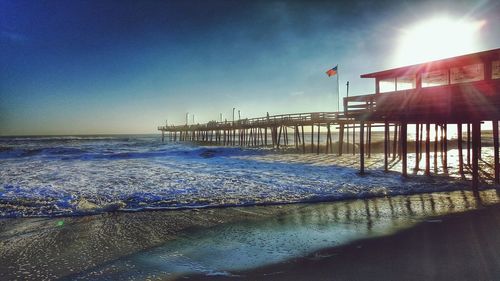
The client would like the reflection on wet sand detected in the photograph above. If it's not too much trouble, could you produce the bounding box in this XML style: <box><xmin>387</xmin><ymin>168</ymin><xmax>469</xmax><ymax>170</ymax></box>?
<box><xmin>59</xmin><ymin>189</ymin><xmax>500</xmax><ymax>280</ymax></box>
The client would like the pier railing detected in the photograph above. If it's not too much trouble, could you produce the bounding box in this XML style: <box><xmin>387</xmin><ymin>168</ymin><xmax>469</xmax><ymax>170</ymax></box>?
<box><xmin>343</xmin><ymin>94</ymin><xmax>376</xmax><ymax>118</ymax></box>
<box><xmin>158</xmin><ymin>111</ymin><xmax>346</xmax><ymax>131</ymax></box>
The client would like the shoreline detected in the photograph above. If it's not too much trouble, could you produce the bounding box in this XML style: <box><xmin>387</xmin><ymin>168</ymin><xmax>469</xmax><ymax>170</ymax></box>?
<box><xmin>2</xmin><ymin>189</ymin><xmax>500</xmax><ymax>280</ymax></box>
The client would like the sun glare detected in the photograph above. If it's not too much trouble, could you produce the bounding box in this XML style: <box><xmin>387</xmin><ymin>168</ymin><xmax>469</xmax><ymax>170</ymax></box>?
<box><xmin>394</xmin><ymin>16</ymin><xmax>485</xmax><ymax>66</ymax></box>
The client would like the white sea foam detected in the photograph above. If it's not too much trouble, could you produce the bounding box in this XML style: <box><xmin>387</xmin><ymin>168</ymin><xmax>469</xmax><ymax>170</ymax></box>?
<box><xmin>0</xmin><ymin>135</ymin><xmax>487</xmax><ymax>217</ymax></box>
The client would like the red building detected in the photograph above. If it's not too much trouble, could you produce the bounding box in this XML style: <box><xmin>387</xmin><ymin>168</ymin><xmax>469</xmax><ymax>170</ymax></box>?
<box><xmin>345</xmin><ymin>48</ymin><xmax>500</xmax><ymax>122</ymax></box>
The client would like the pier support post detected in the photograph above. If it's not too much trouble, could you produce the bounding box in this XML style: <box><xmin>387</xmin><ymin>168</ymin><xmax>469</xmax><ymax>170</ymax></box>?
<box><xmin>271</xmin><ymin>127</ymin><xmax>278</xmax><ymax>147</ymax></box>
<box><xmin>353</xmin><ymin>123</ymin><xmax>356</xmax><ymax>155</ymax></box>
<box><xmin>249</xmin><ymin>128</ymin><xmax>252</xmax><ymax>146</ymax></box>
<box><xmin>458</xmin><ymin>123</ymin><xmax>464</xmax><ymax>175</ymax></box>
<box><xmin>277</xmin><ymin>126</ymin><xmax>282</xmax><ymax>149</ymax></box>
<box><xmin>329</xmin><ymin>124</ymin><xmax>333</xmax><ymax>153</ymax></box>
<box><xmin>294</xmin><ymin>126</ymin><xmax>299</xmax><ymax>150</ymax></box>
<box><xmin>467</xmin><ymin>123</ymin><xmax>471</xmax><ymax>166</ymax></box>
<box><xmin>295</xmin><ymin>125</ymin><xmax>303</xmax><ymax>144</ymax></box>
<box><xmin>425</xmin><ymin>123</ymin><xmax>430</xmax><ymax>176</ymax></box>
<box><xmin>301</xmin><ymin>125</ymin><xmax>306</xmax><ymax>153</ymax></box>
<box><xmin>326</xmin><ymin>124</ymin><xmax>331</xmax><ymax>154</ymax></box>
<box><xmin>415</xmin><ymin>123</ymin><xmax>420</xmax><ymax>171</ymax></box>
<box><xmin>360</xmin><ymin>122</ymin><xmax>365</xmax><ymax>174</ymax></box>
<box><xmin>277</xmin><ymin>126</ymin><xmax>283</xmax><ymax>148</ymax></box>
<box><xmin>261</xmin><ymin>128</ymin><xmax>265</xmax><ymax>146</ymax></box>
<box><xmin>316</xmin><ymin>124</ymin><xmax>320</xmax><ymax>155</ymax></box>
<box><xmin>434</xmin><ymin>124</ymin><xmax>438</xmax><ymax>173</ymax></box>
<box><xmin>493</xmin><ymin>120</ymin><xmax>499</xmax><ymax>184</ymax></box>
<box><xmin>161</xmin><ymin>131</ymin><xmax>164</xmax><ymax>143</ymax></box>
<box><xmin>472</xmin><ymin>120</ymin><xmax>481</xmax><ymax>194</ymax></box>
<box><xmin>420</xmin><ymin>124</ymin><xmax>424</xmax><ymax>160</ymax></box>
<box><xmin>338</xmin><ymin>124</ymin><xmax>344</xmax><ymax>156</ymax></box>
<box><xmin>384</xmin><ymin>122</ymin><xmax>389</xmax><ymax>172</ymax></box>
<box><xmin>479</xmin><ymin>123</ymin><xmax>482</xmax><ymax>160</ymax></box>
<box><xmin>250</xmin><ymin>128</ymin><xmax>254</xmax><ymax>147</ymax></box>
<box><xmin>443</xmin><ymin>124</ymin><xmax>448</xmax><ymax>171</ymax></box>
<box><xmin>398</xmin><ymin>124</ymin><xmax>402</xmax><ymax>159</ymax></box>
<box><xmin>347</xmin><ymin>123</ymin><xmax>350</xmax><ymax>154</ymax></box>
<box><xmin>367</xmin><ymin>124</ymin><xmax>372</xmax><ymax>158</ymax></box>
<box><xmin>401</xmin><ymin>122</ymin><xmax>408</xmax><ymax>177</ymax></box>
<box><xmin>311</xmin><ymin>125</ymin><xmax>314</xmax><ymax>153</ymax></box>
<box><xmin>255</xmin><ymin>128</ymin><xmax>258</xmax><ymax>146</ymax></box>
<box><xmin>392</xmin><ymin>124</ymin><xmax>398</xmax><ymax>160</ymax></box>
<box><xmin>284</xmin><ymin>127</ymin><xmax>288</xmax><ymax>147</ymax></box>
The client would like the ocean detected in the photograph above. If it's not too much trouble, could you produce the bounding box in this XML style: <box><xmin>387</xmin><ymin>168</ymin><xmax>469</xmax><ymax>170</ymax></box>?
<box><xmin>0</xmin><ymin>134</ymin><xmax>473</xmax><ymax>217</ymax></box>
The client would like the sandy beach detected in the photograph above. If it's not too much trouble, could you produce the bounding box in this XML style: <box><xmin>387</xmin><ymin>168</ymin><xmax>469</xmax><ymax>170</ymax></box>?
<box><xmin>2</xmin><ymin>189</ymin><xmax>500</xmax><ymax>280</ymax></box>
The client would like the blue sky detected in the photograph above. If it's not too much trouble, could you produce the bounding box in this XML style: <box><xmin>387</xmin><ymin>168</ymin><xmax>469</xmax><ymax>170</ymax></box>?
<box><xmin>1</xmin><ymin>0</ymin><xmax>499</xmax><ymax>135</ymax></box>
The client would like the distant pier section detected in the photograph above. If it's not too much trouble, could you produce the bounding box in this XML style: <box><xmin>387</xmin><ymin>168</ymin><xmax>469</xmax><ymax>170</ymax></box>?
<box><xmin>159</xmin><ymin>48</ymin><xmax>500</xmax><ymax>192</ymax></box>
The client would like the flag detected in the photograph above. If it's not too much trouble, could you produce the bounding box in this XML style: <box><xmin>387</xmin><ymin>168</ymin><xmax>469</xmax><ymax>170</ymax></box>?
<box><xmin>326</xmin><ymin>65</ymin><xmax>338</xmax><ymax>77</ymax></box>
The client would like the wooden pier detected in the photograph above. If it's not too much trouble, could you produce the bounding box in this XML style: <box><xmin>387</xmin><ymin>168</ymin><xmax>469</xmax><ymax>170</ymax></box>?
<box><xmin>159</xmin><ymin>48</ymin><xmax>500</xmax><ymax>192</ymax></box>
<box><xmin>159</xmin><ymin>112</ymin><xmax>358</xmax><ymax>154</ymax></box>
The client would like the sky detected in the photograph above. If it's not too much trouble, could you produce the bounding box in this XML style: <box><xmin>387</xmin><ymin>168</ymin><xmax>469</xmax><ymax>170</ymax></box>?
<box><xmin>1</xmin><ymin>0</ymin><xmax>499</xmax><ymax>135</ymax></box>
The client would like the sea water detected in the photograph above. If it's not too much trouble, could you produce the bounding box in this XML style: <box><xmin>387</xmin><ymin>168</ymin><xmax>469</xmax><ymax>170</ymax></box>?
<box><xmin>0</xmin><ymin>135</ymin><xmax>473</xmax><ymax>217</ymax></box>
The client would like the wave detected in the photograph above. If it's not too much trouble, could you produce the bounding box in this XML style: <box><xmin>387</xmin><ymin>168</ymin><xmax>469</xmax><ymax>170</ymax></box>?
<box><xmin>0</xmin><ymin>147</ymin><xmax>89</xmax><ymax>159</ymax></box>
<box><xmin>0</xmin><ymin>144</ymin><xmax>265</xmax><ymax>160</ymax></box>
<box><xmin>0</xmin><ymin>136</ymin><xmax>136</xmax><ymax>142</ymax></box>
<box><xmin>0</xmin><ymin>172</ymin><xmax>473</xmax><ymax>218</ymax></box>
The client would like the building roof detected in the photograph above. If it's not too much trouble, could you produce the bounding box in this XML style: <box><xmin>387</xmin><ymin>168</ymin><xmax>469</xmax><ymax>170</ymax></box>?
<box><xmin>360</xmin><ymin>48</ymin><xmax>500</xmax><ymax>79</ymax></box>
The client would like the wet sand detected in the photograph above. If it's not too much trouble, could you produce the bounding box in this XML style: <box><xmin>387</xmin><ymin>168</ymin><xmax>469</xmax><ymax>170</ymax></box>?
<box><xmin>2</xmin><ymin>189</ymin><xmax>500</xmax><ymax>280</ymax></box>
<box><xmin>187</xmin><ymin>202</ymin><xmax>500</xmax><ymax>281</ymax></box>
<box><xmin>0</xmin><ymin>205</ymin><xmax>293</xmax><ymax>280</ymax></box>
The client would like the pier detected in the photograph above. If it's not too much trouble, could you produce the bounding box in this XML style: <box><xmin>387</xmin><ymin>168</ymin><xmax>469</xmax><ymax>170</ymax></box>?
<box><xmin>159</xmin><ymin>48</ymin><xmax>500</xmax><ymax>192</ymax></box>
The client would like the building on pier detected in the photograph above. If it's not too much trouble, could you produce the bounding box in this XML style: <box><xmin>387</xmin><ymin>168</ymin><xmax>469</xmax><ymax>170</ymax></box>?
<box><xmin>345</xmin><ymin>48</ymin><xmax>500</xmax><ymax>122</ymax></box>
<box><xmin>345</xmin><ymin>48</ymin><xmax>500</xmax><ymax>191</ymax></box>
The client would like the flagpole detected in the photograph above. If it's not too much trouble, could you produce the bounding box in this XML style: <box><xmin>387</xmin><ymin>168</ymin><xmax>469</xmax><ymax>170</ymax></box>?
<box><xmin>337</xmin><ymin>65</ymin><xmax>340</xmax><ymax>112</ymax></box>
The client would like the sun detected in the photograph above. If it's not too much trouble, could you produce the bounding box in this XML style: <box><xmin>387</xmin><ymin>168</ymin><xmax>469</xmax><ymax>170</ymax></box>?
<box><xmin>393</xmin><ymin>16</ymin><xmax>485</xmax><ymax>66</ymax></box>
